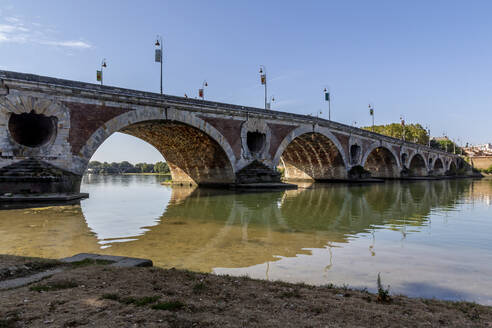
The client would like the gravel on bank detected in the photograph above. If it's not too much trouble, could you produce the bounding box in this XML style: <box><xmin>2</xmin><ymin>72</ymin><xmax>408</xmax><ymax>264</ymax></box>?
<box><xmin>0</xmin><ymin>255</ymin><xmax>491</xmax><ymax>327</ymax></box>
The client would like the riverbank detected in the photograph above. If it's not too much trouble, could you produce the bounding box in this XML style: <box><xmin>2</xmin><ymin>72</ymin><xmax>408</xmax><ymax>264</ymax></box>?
<box><xmin>1</xmin><ymin>255</ymin><xmax>491</xmax><ymax>327</ymax></box>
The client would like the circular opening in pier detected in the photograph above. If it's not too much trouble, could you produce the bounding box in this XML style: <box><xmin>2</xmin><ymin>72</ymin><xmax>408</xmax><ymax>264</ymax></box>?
<box><xmin>8</xmin><ymin>111</ymin><xmax>58</xmax><ymax>148</ymax></box>
<box><xmin>247</xmin><ymin>131</ymin><xmax>266</xmax><ymax>154</ymax></box>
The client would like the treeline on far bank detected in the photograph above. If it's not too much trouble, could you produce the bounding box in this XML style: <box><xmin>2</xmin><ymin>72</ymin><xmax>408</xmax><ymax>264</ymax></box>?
<box><xmin>87</xmin><ymin>161</ymin><xmax>170</xmax><ymax>174</ymax></box>
<box><xmin>361</xmin><ymin>123</ymin><xmax>463</xmax><ymax>153</ymax></box>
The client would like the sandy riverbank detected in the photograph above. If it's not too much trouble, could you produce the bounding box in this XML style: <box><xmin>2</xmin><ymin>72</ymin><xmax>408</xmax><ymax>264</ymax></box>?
<box><xmin>1</xmin><ymin>255</ymin><xmax>491</xmax><ymax>327</ymax></box>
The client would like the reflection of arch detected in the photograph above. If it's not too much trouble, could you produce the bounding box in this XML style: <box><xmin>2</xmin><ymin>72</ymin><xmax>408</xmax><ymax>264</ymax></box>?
<box><xmin>409</xmin><ymin>153</ymin><xmax>427</xmax><ymax>176</ymax></box>
<box><xmin>79</xmin><ymin>109</ymin><xmax>236</xmax><ymax>185</ymax></box>
<box><xmin>274</xmin><ymin>127</ymin><xmax>348</xmax><ymax>181</ymax></box>
<box><xmin>362</xmin><ymin>146</ymin><xmax>400</xmax><ymax>178</ymax></box>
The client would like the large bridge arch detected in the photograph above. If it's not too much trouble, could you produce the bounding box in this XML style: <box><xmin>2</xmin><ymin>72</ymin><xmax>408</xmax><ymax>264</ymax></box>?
<box><xmin>361</xmin><ymin>143</ymin><xmax>401</xmax><ymax>178</ymax></box>
<box><xmin>408</xmin><ymin>153</ymin><xmax>428</xmax><ymax>176</ymax></box>
<box><xmin>273</xmin><ymin>126</ymin><xmax>348</xmax><ymax>181</ymax></box>
<box><xmin>78</xmin><ymin>107</ymin><xmax>236</xmax><ymax>185</ymax></box>
<box><xmin>433</xmin><ymin>158</ymin><xmax>445</xmax><ymax>176</ymax></box>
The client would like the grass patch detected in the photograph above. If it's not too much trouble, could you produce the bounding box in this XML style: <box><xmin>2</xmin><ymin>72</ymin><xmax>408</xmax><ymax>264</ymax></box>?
<box><xmin>101</xmin><ymin>293</ymin><xmax>120</xmax><ymax>301</ymax></box>
<box><xmin>280</xmin><ymin>289</ymin><xmax>301</xmax><ymax>298</ymax></box>
<box><xmin>30</xmin><ymin>280</ymin><xmax>78</xmax><ymax>292</ymax></box>
<box><xmin>151</xmin><ymin>300</ymin><xmax>185</xmax><ymax>311</ymax></box>
<box><xmin>101</xmin><ymin>293</ymin><xmax>160</xmax><ymax>306</ymax></box>
<box><xmin>69</xmin><ymin>258</ymin><xmax>114</xmax><ymax>268</ymax></box>
<box><xmin>192</xmin><ymin>282</ymin><xmax>206</xmax><ymax>294</ymax></box>
<box><xmin>376</xmin><ymin>273</ymin><xmax>391</xmax><ymax>304</ymax></box>
<box><xmin>0</xmin><ymin>311</ymin><xmax>19</xmax><ymax>328</ymax></box>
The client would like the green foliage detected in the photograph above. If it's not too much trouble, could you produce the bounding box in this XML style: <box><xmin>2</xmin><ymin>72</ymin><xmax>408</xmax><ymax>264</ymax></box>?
<box><xmin>430</xmin><ymin>139</ymin><xmax>462</xmax><ymax>154</ymax></box>
<box><xmin>30</xmin><ymin>280</ymin><xmax>78</xmax><ymax>292</ymax></box>
<box><xmin>87</xmin><ymin>161</ymin><xmax>170</xmax><ymax>174</ymax></box>
<box><xmin>101</xmin><ymin>294</ymin><xmax>160</xmax><ymax>306</ymax></box>
<box><xmin>362</xmin><ymin>123</ymin><xmax>429</xmax><ymax>145</ymax></box>
<box><xmin>192</xmin><ymin>282</ymin><xmax>206</xmax><ymax>294</ymax></box>
<box><xmin>151</xmin><ymin>300</ymin><xmax>185</xmax><ymax>311</ymax></box>
<box><xmin>376</xmin><ymin>273</ymin><xmax>391</xmax><ymax>303</ymax></box>
<box><xmin>154</xmin><ymin>161</ymin><xmax>170</xmax><ymax>174</ymax></box>
<box><xmin>479</xmin><ymin>165</ymin><xmax>492</xmax><ymax>174</ymax></box>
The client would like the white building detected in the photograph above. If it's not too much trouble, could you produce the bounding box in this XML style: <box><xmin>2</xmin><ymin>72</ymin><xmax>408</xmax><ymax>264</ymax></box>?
<box><xmin>475</xmin><ymin>143</ymin><xmax>492</xmax><ymax>151</ymax></box>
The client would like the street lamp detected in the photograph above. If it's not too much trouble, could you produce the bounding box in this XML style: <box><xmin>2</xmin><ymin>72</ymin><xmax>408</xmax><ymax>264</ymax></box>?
<box><xmin>324</xmin><ymin>88</ymin><xmax>331</xmax><ymax>120</ymax></box>
<box><xmin>426</xmin><ymin>125</ymin><xmax>431</xmax><ymax>147</ymax></box>
<box><xmin>199</xmin><ymin>80</ymin><xmax>208</xmax><ymax>100</ymax></box>
<box><xmin>259</xmin><ymin>65</ymin><xmax>267</xmax><ymax>110</ymax></box>
<box><xmin>96</xmin><ymin>58</ymin><xmax>107</xmax><ymax>86</ymax></box>
<box><xmin>369</xmin><ymin>104</ymin><xmax>375</xmax><ymax>132</ymax></box>
<box><xmin>400</xmin><ymin>115</ymin><xmax>406</xmax><ymax>141</ymax></box>
<box><xmin>155</xmin><ymin>35</ymin><xmax>163</xmax><ymax>94</ymax></box>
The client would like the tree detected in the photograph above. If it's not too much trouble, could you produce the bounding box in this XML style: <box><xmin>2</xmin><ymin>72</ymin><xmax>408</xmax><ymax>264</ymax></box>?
<box><xmin>135</xmin><ymin>163</ymin><xmax>154</xmax><ymax>173</ymax></box>
<box><xmin>154</xmin><ymin>161</ymin><xmax>170</xmax><ymax>174</ymax></box>
<box><xmin>362</xmin><ymin>123</ymin><xmax>429</xmax><ymax>145</ymax></box>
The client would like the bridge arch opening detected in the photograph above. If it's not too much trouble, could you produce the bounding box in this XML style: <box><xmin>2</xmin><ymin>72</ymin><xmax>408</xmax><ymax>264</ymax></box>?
<box><xmin>87</xmin><ymin>120</ymin><xmax>235</xmax><ymax>186</ymax></box>
<box><xmin>447</xmin><ymin>161</ymin><xmax>457</xmax><ymax>175</ymax></box>
<box><xmin>433</xmin><ymin>158</ymin><xmax>444</xmax><ymax>175</ymax></box>
<box><xmin>279</xmin><ymin>132</ymin><xmax>347</xmax><ymax>181</ymax></box>
<box><xmin>8</xmin><ymin>111</ymin><xmax>58</xmax><ymax>148</ymax></box>
<box><xmin>409</xmin><ymin>154</ymin><xmax>427</xmax><ymax>176</ymax></box>
<box><xmin>363</xmin><ymin>147</ymin><xmax>399</xmax><ymax>178</ymax></box>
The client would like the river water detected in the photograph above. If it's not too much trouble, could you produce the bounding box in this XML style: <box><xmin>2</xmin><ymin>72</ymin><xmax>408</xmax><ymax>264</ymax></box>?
<box><xmin>1</xmin><ymin>175</ymin><xmax>491</xmax><ymax>305</ymax></box>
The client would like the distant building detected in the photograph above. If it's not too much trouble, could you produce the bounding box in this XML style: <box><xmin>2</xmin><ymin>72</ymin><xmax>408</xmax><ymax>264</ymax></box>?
<box><xmin>465</xmin><ymin>143</ymin><xmax>492</xmax><ymax>156</ymax></box>
<box><xmin>475</xmin><ymin>143</ymin><xmax>492</xmax><ymax>151</ymax></box>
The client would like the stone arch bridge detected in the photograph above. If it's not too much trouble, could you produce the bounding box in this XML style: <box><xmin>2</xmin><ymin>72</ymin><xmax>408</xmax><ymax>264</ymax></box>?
<box><xmin>0</xmin><ymin>71</ymin><xmax>466</xmax><ymax>194</ymax></box>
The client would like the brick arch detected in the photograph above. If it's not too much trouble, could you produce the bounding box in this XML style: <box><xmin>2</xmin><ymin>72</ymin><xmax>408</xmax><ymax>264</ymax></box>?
<box><xmin>77</xmin><ymin>108</ymin><xmax>236</xmax><ymax>185</ymax></box>
<box><xmin>362</xmin><ymin>144</ymin><xmax>400</xmax><ymax>178</ymax></box>
<box><xmin>273</xmin><ymin>126</ymin><xmax>348</xmax><ymax>181</ymax></box>
<box><xmin>433</xmin><ymin>157</ymin><xmax>445</xmax><ymax>176</ymax></box>
<box><xmin>408</xmin><ymin>153</ymin><xmax>428</xmax><ymax>176</ymax></box>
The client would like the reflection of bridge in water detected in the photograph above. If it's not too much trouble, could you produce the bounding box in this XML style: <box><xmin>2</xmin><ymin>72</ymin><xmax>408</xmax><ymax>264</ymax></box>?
<box><xmin>0</xmin><ymin>179</ymin><xmax>475</xmax><ymax>272</ymax></box>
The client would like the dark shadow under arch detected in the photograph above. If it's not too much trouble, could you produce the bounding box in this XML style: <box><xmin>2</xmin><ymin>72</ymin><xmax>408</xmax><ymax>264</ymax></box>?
<box><xmin>364</xmin><ymin>147</ymin><xmax>399</xmax><ymax>178</ymax></box>
<box><xmin>433</xmin><ymin>158</ymin><xmax>444</xmax><ymax>176</ymax></box>
<box><xmin>280</xmin><ymin>132</ymin><xmax>347</xmax><ymax>181</ymax></box>
<box><xmin>409</xmin><ymin>154</ymin><xmax>427</xmax><ymax>177</ymax></box>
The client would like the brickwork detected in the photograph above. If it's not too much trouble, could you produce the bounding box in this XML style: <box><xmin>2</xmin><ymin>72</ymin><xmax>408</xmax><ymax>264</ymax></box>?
<box><xmin>281</xmin><ymin>132</ymin><xmax>347</xmax><ymax>181</ymax></box>
<box><xmin>65</xmin><ymin>102</ymin><xmax>132</xmax><ymax>155</ymax></box>
<box><xmin>121</xmin><ymin>121</ymin><xmax>235</xmax><ymax>185</ymax></box>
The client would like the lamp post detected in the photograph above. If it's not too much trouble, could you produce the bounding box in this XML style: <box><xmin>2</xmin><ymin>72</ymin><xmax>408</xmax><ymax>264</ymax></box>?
<box><xmin>155</xmin><ymin>35</ymin><xmax>163</xmax><ymax>94</ymax></box>
<box><xmin>400</xmin><ymin>115</ymin><xmax>406</xmax><ymax>141</ymax></box>
<box><xmin>199</xmin><ymin>80</ymin><xmax>208</xmax><ymax>100</ymax></box>
<box><xmin>97</xmin><ymin>58</ymin><xmax>107</xmax><ymax>86</ymax></box>
<box><xmin>369</xmin><ymin>104</ymin><xmax>375</xmax><ymax>132</ymax></box>
<box><xmin>324</xmin><ymin>88</ymin><xmax>331</xmax><ymax>120</ymax></box>
<box><xmin>259</xmin><ymin>65</ymin><xmax>267</xmax><ymax>110</ymax></box>
<box><xmin>426</xmin><ymin>126</ymin><xmax>431</xmax><ymax>147</ymax></box>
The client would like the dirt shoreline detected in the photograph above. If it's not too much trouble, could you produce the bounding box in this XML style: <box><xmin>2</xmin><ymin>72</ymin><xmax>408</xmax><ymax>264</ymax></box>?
<box><xmin>1</xmin><ymin>255</ymin><xmax>491</xmax><ymax>327</ymax></box>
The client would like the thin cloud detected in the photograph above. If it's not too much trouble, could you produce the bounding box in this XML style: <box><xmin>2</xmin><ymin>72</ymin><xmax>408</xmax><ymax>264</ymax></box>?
<box><xmin>41</xmin><ymin>40</ymin><xmax>92</xmax><ymax>49</ymax></box>
<box><xmin>0</xmin><ymin>17</ymin><xmax>92</xmax><ymax>49</ymax></box>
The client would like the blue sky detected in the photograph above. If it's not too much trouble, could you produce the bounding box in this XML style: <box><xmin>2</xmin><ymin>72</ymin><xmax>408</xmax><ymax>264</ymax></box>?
<box><xmin>1</xmin><ymin>0</ymin><xmax>491</xmax><ymax>163</ymax></box>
